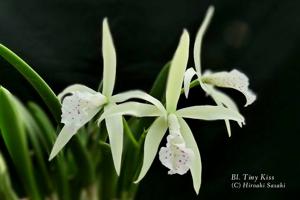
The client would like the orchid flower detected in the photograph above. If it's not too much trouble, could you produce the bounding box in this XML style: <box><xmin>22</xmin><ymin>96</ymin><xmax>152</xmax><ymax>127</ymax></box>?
<box><xmin>98</xmin><ymin>30</ymin><xmax>245</xmax><ymax>193</ymax></box>
<box><xmin>49</xmin><ymin>18</ymin><xmax>160</xmax><ymax>175</ymax></box>
<box><xmin>183</xmin><ymin>6</ymin><xmax>256</xmax><ymax>137</ymax></box>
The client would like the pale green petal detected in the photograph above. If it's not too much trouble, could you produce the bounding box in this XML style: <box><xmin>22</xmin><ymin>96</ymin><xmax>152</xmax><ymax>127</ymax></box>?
<box><xmin>176</xmin><ymin>105</ymin><xmax>245</xmax><ymax>124</ymax></box>
<box><xmin>202</xmin><ymin>69</ymin><xmax>256</xmax><ymax>107</ymax></box>
<box><xmin>105</xmin><ymin>104</ymin><xmax>123</xmax><ymax>175</ymax></box>
<box><xmin>184</xmin><ymin>68</ymin><xmax>197</xmax><ymax>98</ymax></box>
<box><xmin>111</xmin><ymin>90</ymin><xmax>166</xmax><ymax>114</ymax></box>
<box><xmin>177</xmin><ymin>117</ymin><xmax>202</xmax><ymax>194</ymax></box>
<box><xmin>210</xmin><ymin>87</ymin><xmax>243</xmax><ymax>133</ymax></box>
<box><xmin>224</xmin><ymin>120</ymin><xmax>231</xmax><ymax>137</ymax></box>
<box><xmin>98</xmin><ymin>102</ymin><xmax>161</xmax><ymax>125</ymax></box>
<box><xmin>210</xmin><ymin>87</ymin><xmax>239</xmax><ymax>111</ymax></box>
<box><xmin>102</xmin><ymin>18</ymin><xmax>117</xmax><ymax>97</ymax></box>
<box><xmin>135</xmin><ymin>116</ymin><xmax>168</xmax><ymax>183</ymax></box>
<box><xmin>193</xmin><ymin>6</ymin><xmax>214</xmax><ymax>73</ymax></box>
<box><xmin>57</xmin><ymin>84</ymin><xmax>98</xmax><ymax>102</ymax></box>
<box><xmin>166</xmin><ymin>30</ymin><xmax>190</xmax><ymax>112</ymax></box>
<box><xmin>49</xmin><ymin>125</ymin><xmax>78</xmax><ymax>160</ymax></box>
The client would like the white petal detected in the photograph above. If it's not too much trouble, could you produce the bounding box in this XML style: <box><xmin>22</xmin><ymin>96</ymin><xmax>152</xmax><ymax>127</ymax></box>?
<box><xmin>166</xmin><ymin>30</ymin><xmax>190</xmax><ymax>112</ymax></box>
<box><xmin>193</xmin><ymin>6</ymin><xmax>214</xmax><ymax>74</ymax></box>
<box><xmin>210</xmin><ymin>87</ymin><xmax>239</xmax><ymax>111</ymax></box>
<box><xmin>202</xmin><ymin>69</ymin><xmax>256</xmax><ymax>106</ymax></box>
<box><xmin>224</xmin><ymin>120</ymin><xmax>231</xmax><ymax>137</ymax></box>
<box><xmin>245</xmin><ymin>89</ymin><xmax>257</xmax><ymax>107</ymax></box>
<box><xmin>135</xmin><ymin>116</ymin><xmax>168</xmax><ymax>183</ymax></box>
<box><xmin>184</xmin><ymin>68</ymin><xmax>197</xmax><ymax>98</ymax></box>
<box><xmin>102</xmin><ymin>18</ymin><xmax>117</xmax><ymax>97</ymax></box>
<box><xmin>159</xmin><ymin>147</ymin><xmax>173</xmax><ymax>170</ymax></box>
<box><xmin>49</xmin><ymin>92</ymin><xmax>104</xmax><ymax>160</ymax></box>
<box><xmin>97</xmin><ymin>102</ymin><xmax>161</xmax><ymax>125</ymax></box>
<box><xmin>61</xmin><ymin>91</ymin><xmax>105</xmax><ymax>127</ymax></box>
<box><xmin>159</xmin><ymin>134</ymin><xmax>194</xmax><ymax>175</ymax></box>
<box><xmin>111</xmin><ymin>90</ymin><xmax>166</xmax><ymax>114</ymax></box>
<box><xmin>210</xmin><ymin>87</ymin><xmax>244</xmax><ymax>130</ymax></box>
<box><xmin>49</xmin><ymin>125</ymin><xmax>78</xmax><ymax>160</ymax></box>
<box><xmin>176</xmin><ymin>105</ymin><xmax>245</xmax><ymax>124</ymax></box>
<box><xmin>105</xmin><ymin>103</ymin><xmax>123</xmax><ymax>175</ymax></box>
<box><xmin>177</xmin><ymin>117</ymin><xmax>202</xmax><ymax>194</ymax></box>
<box><xmin>57</xmin><ymin>84</ymin><xmax>98</xmax><ymax>102</ymax></box>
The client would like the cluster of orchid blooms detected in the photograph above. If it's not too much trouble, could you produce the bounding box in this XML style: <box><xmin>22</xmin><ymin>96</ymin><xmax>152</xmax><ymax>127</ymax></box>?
<box><xmin>49</xmin><ymin>6</ymin><xmax>256</xmax><ymax>194</ymax></box>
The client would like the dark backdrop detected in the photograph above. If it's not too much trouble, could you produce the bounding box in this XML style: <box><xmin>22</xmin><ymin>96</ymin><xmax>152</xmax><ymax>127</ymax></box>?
<box><xmin>0</xmin><ymin>0</ymin><xmax>299</xmax><ymax>199</ymax></box>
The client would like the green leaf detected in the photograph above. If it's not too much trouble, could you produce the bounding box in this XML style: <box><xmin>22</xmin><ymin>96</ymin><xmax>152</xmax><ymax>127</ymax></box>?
<box><xmin>0</xmin><ymin>44</ymin><xmax>61</xmax><ymax>123</ymax></box>
<box><xmin>14</xmin><ymin>99</ymin><xmax>53</xmax><ymax>195</ymax></box>
<box><xmin>27</xmin><ymin>102</ymin><xmax>71</xmax><ymax>200</ymax></box>
<box><xmin>0</xmin><ymin>152</ymin><xmax>19</xmax><ymax>200</ymax></box>
<box><xmin>69</xmin><ymin>136</ymin><xmax>96</xmax><ymax>187</ymax></box>
<box><xmin>97</xmin><ymin>141</ymin><xmax>118</xmax><ymax>200</ymax></box>
<box><xmin>0</xmin><ymin>86</ymin><xmax>41</xmax><ymax>200</ymax></box>
<box><xmin>128</xmin><ymin>61</ymin><xmax>170</xmax><ymax>138</ymax></box>
<box><xmin>27</xmin><ymin>102</ymin><xmax>57</xmax><ymax>152</ymax></box>
<box><xmin>0</xmin><ymin>44</ymin><xmax>96</xmax><ymax>189</ymax></box>
<box><xmin>123</xmin><ymin>118</ymin><xmax>138</xmax><ymax>148</ymax></box>
<box><xmin>116</xmin><ymin>120</ymin><xmax>139</xmax><ymax>199</ymax></box>
<box><xmin>149</xmin><ymin>61</ymin><xmax>170</xmax><ymax>101</ymax></box>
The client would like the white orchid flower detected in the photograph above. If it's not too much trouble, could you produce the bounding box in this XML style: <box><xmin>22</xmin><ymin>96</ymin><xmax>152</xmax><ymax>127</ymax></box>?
<box><xmin>98</xmin><ymin>30</ymin><xmax>245</xmax><ymax>194</ymax></box>
<box><xmin>48</xmin><ymin>18</ymin><xmax>117</xmax><ymax>164</ymax></box>
<box><xmin>49</xmin><ymin>19</ymin><xmax>160</xmax><ymax>175</ymax></box>
<box><xmin>183</xmin><ymin>6</ymin><xmax>256</xmax><ymax>137</ymax></box>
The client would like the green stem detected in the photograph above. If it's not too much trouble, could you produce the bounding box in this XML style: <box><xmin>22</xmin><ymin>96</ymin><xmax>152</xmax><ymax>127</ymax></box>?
<box><xmin>123</xmin><ymin>118</ymin><xmax>139</xmax><ymax>148</ymax></box>
<box><xmin>180</xmin><ymin>79</ymin><xmax>199</xmax><ymax>95</ymax></box>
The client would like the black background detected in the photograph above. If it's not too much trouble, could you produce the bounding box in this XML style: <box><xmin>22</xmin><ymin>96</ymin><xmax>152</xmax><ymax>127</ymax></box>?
<box><xmin>0</xmin><ymin>0</ymin><xmax>299</xmax><ymax>199</ymax></box>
